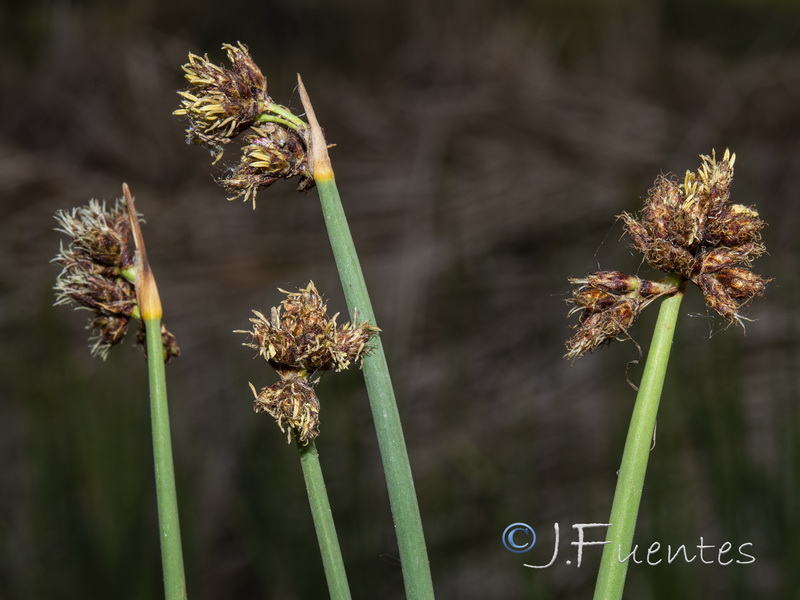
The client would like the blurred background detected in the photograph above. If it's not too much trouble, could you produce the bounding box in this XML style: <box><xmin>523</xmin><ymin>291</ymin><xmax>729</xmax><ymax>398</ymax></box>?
<box><xmin>2</xmin><ymin>0</ymin><xmax>799</xmax><ymax>598</ymax></box>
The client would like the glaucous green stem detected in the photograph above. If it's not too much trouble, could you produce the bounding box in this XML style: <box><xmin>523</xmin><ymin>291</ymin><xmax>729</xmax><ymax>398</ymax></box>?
<box><xmin>144</xmin><ymin>316</ymin><xmax>187</xmax><ymax>600</ymax></box>
<box><xmin>593</xmin><ymin>279</ymin><xmax>685</xmax><ymax>600</ymax></box>
<box><xmin>314</xmin><ymin>174</ymin><xmax>435</xmax><ymax>600</ymax></box>
<box><xmin>298</xmin><ymin>440</ymin><xmax>352</xmax><ymax>600</ymax></box>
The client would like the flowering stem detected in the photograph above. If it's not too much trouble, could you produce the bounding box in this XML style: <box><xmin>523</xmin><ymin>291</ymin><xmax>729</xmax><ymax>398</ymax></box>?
<box><xmin>593</xmin><ymin>276</ymin><xmax>685</xmax><ymax>600</ymax></box>
<box><xmin>298</xmin><ymin>76</ymin><xmax>435</xmax><ymax>600</ymax></box>
<box><xmin>144</xmin><ymin>316</ymin><xmax>188</xmax><ymax>600</ymax></box>
<box><xmin>125</xmin><ymin>184</ymin><xmax>187</xmax><ymax>600</ymax></box>
<box><xmin>298</xmin><ymin>440</ymin><xmax>352</xmax><ymax>600</ymax></box>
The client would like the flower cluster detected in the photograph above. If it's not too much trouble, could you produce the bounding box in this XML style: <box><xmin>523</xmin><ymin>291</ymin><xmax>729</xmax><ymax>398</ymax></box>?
<box><xmin>621</xmin><ymin>150</ymin><xmax>768</xmax><ymax>321</ymax></box>
<box><xmin>249</xmin><ymin>373</ymin><xmax>321</xmax><ymax>444</ymax></box>
<box><xmin>175</xmin><ymin>42</ymin><xmax>313</xmax><ymax>207</ymax></box>
<box><xmin>566</xmin><ymin>150</ymin><xmax>769</xmax><ymax>360</ymax></box>
<box><xmin>221</xmin><ymin>124</ymin><xmax>315</xmax><ymax>205</ymax></box>
<box><xmin>239</xmin><ymin>282</ymin><xmax>379</xmax><ymax>443</ymax></box>
<box><xmin>53</xmin><ymin>198</ymin><xmax>180</xmax><ymax>361</ymax></box>
<box><xmin>566</xmin><ymin>272</ymin><xmax>678</xmax><ymax>361</ymax></box>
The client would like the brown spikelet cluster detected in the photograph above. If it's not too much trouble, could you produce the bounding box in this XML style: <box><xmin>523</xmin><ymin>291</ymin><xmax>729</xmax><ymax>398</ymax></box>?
<box><xmin>249</xmin><ymin>374</ymin><xmax>321</xmax><ymax>444</ymax></box>
<box><xmin>174</xmin><ymin>43</ymin><xmax>268</xmax><ymax>160</ymax></box>
<box><xmin>220</xmin><ymin>125</ymin><xmax>314</xmax><ymax>206</ymax></box>
<box><xmin>53</xmin><ymin>198</ymin><xmax>180</xmax><ymax>361</ymax></box>
<box><xmin>174</xmin><ymin>42</ymin><xmax>314</xmax><ymax>207</ymax></box>
<box><xmin>240</xmin><ymin>282</ymin><xmax>379</xmax><ymax>443</ymax></box>
<box><xmin>565</xmin><ymin>272</ymin><xmax>679</xmax><ymax>360</ymax></box>
<box><xmin>566</xmin><ymin>150</ymin><xmax>769</xmax><ymax>361</ymax></box>
<box><xmin>241</xmin><ymin>282</ymin><xmax>379</xmax><ymax>372</ymax></box>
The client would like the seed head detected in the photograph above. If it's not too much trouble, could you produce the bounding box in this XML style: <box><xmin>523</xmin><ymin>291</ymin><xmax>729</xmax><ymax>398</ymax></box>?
<box><xmin>219</xmin><ymin>125</ymin><xmax>314</xmax><ymax>208</ymax></box>
<box><xmin>250</xmin><ymin>374</ymin><xmax>320</xmax><ymax>444</ymax></box>
<box><xmin>566</xmin><ymin>296</ymin><xmax>642</xmax><ymax>361</ymax></box>
<box><xmin>54</xmin><ymin>199</ymin><xmax>134</xmax><ymax>268</ymax></box>
<box><xmin>566</xmin><ymin>150</ymin><xmax>769</xmax><ymax>361</ymax></box>
<box><xmin>174</xmin><ymin>42</ymin><xmax>270</xmax><ymax>162</ymax></box>
<box><xmin>240</xmin><ymin>283</ymin><xmax>379</xmax><ymax>442</ymax></box>
<box><xmin>175</xmin><ymin>42</ymin><xmax>316</xmax><ymax>205</ymax></box>
<box><xmin>54</xmin><ymin>199</ymin><xmax>137</xmax><ymax>358</ymax></box>
<box><xmin>53</xmin><ymin>196</ymin><xmax>180</xmax><ymax>361</ymax></box>
<box><xmin>240</xmin><ymin>282</ymin><xmax>379</xmax><ymax>372</ymax></box>
<box><xmin>566</xmin><ymin>272</ymin><xmax>679</xmax><ymax>360</ymax></box>
<box><xmin>619</xmin><ymin>149</ymin><xmax>768</xmax><ymax>326</ymax></box>
<box><xmin>622</xmin><ymin>150</ymin><xmax>740</xmax><ymax>258</ymax></box>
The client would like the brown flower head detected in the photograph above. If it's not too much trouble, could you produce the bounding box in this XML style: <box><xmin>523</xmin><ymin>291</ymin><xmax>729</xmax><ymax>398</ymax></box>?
<box><xmin>55</xmin><ymin>199</ymin><xmax>134</xmax><ymax>268</ymax></box>
<box><xmin>618</xmin><ymin>149</ymin><xmax>769</xmax><ymax>326</ymax></box>
<box><xmin>175</xmin><ymin>42</ymin><xmax>316</xmax><ymax>206</ymax></box>
<box><xmin>567</xmin><ymin>150</ymin><xmax>769</xmax><ymax>361</ymax></box>
<box><xmin>565</xmin><ymin>272</ymin><xmax>679</xmax><ymax>360</ymax></box>
<box><xmin>175</xmin><ymin>42</ymin><xmax>270</xmax><ymax>162</ymax></box>
<box><xmin>54</xmin><ymin>199</ymin><xmax>138</xmax><ymax>358</ymax></box>
<box><xmin>54</xmin><ymin>197</ymin><xmax>180</xmax><ymax>361</ymax></box>
<box><xmin>239</xmin><ymin>283</ymin><xmax>379</xmax><ymax>443</ymax></box>
<box><xmin>239</xmin><ymin>282</ymin><xmax>379</xmax><ymax>372</ymax></box>
<box><xmin>219</xmin><ymin>124</ymin><xmax>315</xmax><ymax>207</ymax></box>
<box><xmin>250</xmin><ymin>373</ymin><xmax>320</xmax><ymax>444</ymax></box>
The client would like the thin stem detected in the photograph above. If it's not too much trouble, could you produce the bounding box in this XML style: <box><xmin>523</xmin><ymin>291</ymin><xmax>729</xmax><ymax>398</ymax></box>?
<box><xmin>144</xmin><ymin>316</ymin><xmax>188</xmax><ymax>600</ymax></box>
<box><xmin>125</xmin><ymin>184</ymin><xmax>187</xmax><ymax>600</ymax></box>
<box><xmin>298</xmin><ymin>76</ymin><xmax>435</xmax><ymax>600</ymax></box>
<box><xmin>298</xmin><ymin>440</ymin><xmax>352</xmax><ymax>600</ymax></box>
<box><xmin>315</xmin><ymin>175</ymin><xmax>434</xmax><ymax>599</ymax></box>
<box><xmin>255</xmin><ymin>103</ymin><xmax>308</xmax><ymax>131</ymax></box>
<box><xmin>593</xmin><ymin>278</ymin><xmax>685</xmax><ymax>600</ymax></box>
<box><xmin>254</xmin><ymin>114</ymin><xmax>306</xmax><ymax>132</ymax></box>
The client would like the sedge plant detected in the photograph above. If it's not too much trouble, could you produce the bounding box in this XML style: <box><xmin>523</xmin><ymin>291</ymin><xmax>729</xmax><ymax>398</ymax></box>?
<box><xmin>53</xmin><ymin>184</ymin><xmax>186</xmax><ymax>600</ymax></box>
<box><xmin>174</xmin><ymin>43</ymin><xmax>435</xmax><ymax>599</ymax></box>
<box><xmin>237</xmin><ymin>282</ymin><xmax>379</xmax><ymax>600</ymax></box>
<box><xmin>564</xmin><ymin>150</ymin><xmax>769</xmax><ymax>600</ymax></box>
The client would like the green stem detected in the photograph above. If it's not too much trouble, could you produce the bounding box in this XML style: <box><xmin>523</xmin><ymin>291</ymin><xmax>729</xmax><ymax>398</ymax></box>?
<box><xmin>120</xmin><ymin>266</ymin><xmax>137</xmax><ymax>284</ymax></box>
<box><xmin>298</xmin><ymin>440</ymin><xmax>352</xmax><ymax>600</ymax></box>
<box><xmin>593</xmin><ymin>279</ymin><xmax>685</xmax><ymax>600</ymax></box>
<box><xmin>316</xmin><ymin>176</ymin><xmax>435</xmax><ymax>599</ymax></box>
<box><xmin>256</xmin><ymin>104</ymin><xmax>308</xmax><ymax>131</ymax></box>
<box><xmin>254</xmin><ymin>114</ymin><xmax>306</xmax><ymax>132</ymax></box>
<box><xmin>144</xmin><ymin>316</ymin><xmax>187</xmax><ymax>600</ymax></box>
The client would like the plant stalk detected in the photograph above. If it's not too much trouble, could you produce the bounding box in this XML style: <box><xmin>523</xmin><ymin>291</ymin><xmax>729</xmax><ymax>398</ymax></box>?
<box><xmin>297</xmin><ymin>76</ymin><xmax>435</xmax><ymax>600</ymax></box>
<box><xmin>593</xmin><ymin>280</ymin><xmax>685</xmax><ymax>600</ymax></box>
<box><xmin>144</xmin><ymin>317</ymin><xmax>188</xmax><ymax>600</ymax></box>
<box><xmin>125</xmin><ymin>183</ymin><xmax>187</xmax><ymax>600</ymax></box>
<box><xmin>298</xmin><ymin>440</ymin><xmax>352</xmax><ymax>600</ymax></box>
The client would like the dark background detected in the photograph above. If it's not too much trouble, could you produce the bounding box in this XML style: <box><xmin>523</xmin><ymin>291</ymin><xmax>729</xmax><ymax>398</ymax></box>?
<box><xmin>2</xmin><ymin>0</ymin><xmax>799</xmax><ymax>598</ymax></box>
